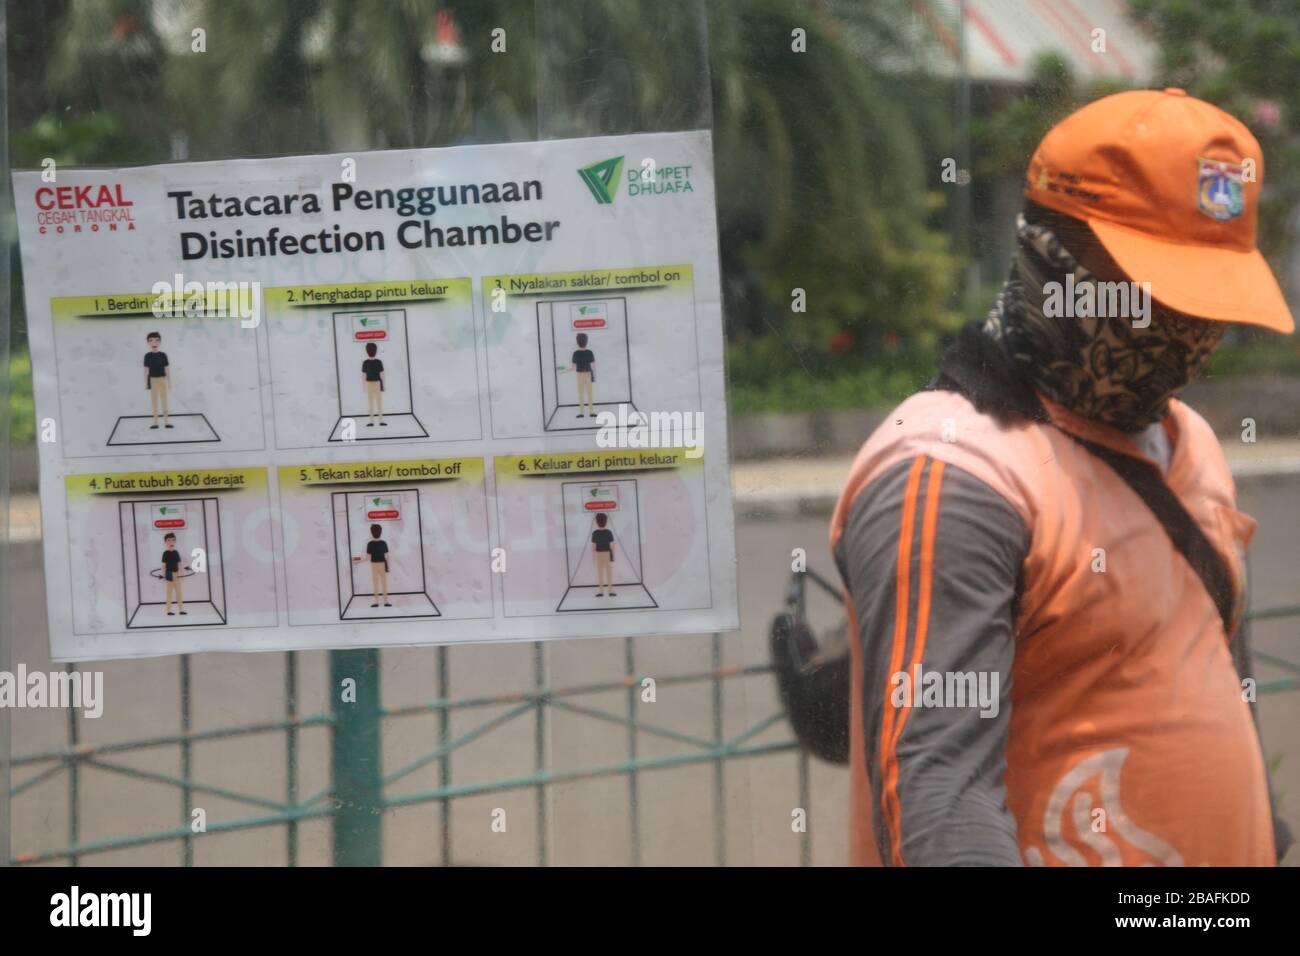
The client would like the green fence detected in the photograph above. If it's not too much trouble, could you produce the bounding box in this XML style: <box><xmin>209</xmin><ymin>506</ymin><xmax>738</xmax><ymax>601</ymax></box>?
<box><xmin>8</xmin><ymin>597</ymin><xmax>1299</xmax><ymax>866</ymax></box>
<box><xmin>8</xmin><ymin>634</ymin><xmax>813</xmax><ymax>866</ymax></box>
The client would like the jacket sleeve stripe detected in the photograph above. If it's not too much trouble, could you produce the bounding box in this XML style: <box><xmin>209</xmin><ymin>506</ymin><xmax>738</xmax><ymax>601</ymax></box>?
<box><xmin>878</xmin><ymin>454</ymin><xmax>928</xmax><ymax>862</ymax></box>
<box><xmin>883</xmin><ymin>459</ymin><xmax>946</xmax><ymax>865</ymax></box>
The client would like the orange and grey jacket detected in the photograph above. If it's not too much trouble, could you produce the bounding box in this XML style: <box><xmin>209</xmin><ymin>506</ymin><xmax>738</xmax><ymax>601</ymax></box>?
<box><xmin>830</xmin><ymin>371</ymin><xmax>1282</xmax><ymax>866</ymax></box>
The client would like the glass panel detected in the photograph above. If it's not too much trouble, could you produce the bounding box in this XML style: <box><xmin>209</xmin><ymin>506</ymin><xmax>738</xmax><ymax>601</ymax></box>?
<box><xmin>3</xmin><ymin>0</ymin><xmax>1297</xmax><ymax>870</ymax></box>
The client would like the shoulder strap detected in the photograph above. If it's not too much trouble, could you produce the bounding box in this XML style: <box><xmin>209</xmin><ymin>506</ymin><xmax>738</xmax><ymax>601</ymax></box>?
<box><xmin>1064</xmin><ymin>432</ymin><xmax>1237</xmax><ymax>637</ymax></box>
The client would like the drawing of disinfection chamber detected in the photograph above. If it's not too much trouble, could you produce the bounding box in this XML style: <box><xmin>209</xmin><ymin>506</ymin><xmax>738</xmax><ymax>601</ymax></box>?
<box><xmin>118</xmin><ymin>497</ymin><xmax>227</xmax><ymax>628</ymax></box>
<box><xmin>331</xmin><ymin>488</ymin><xmax>440</xmax><ymax>620</ymax></box>
<box><xmin>556</xmin><ymin>479</ymin><xmax>658</xmax><ymax>612</ymax></box>
<box><xmin>537</xmin><ymin>298</ymin><xmax>638</xmax><ymax>431</ymax></box>
<box><xmin>329</xmin><ymin>309</ymin><xmax>428</xmax><ymax>441</ymax></box>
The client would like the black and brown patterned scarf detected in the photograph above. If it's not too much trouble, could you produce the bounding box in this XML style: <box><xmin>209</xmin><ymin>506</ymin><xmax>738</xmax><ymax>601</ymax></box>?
<box><xmin>982</xmin><ymin>210</ymin><xmax>1224</xmax><ymax>433</ymax></box>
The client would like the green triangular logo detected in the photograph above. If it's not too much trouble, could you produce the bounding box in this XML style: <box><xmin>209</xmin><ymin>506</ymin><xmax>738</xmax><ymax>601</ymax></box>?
<box><xmin>578</xmin><ymin>156</ymin><xmax>624</xmax><ymax>204</ymax></box>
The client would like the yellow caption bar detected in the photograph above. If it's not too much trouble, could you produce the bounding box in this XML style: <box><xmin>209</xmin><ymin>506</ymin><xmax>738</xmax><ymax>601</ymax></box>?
<box><xmin>496</xmin><ymin>448</ymin><xmax>696</xmax><ymax>477</ymax></box>
<box><xmin>279</xmin><ymin>458</ymin><xmax>483</xmax><ymax>486</ymax></box>
<box><xmin>66</xmin><ymin>467</ymin><xmax>266</xmax><ymax>497</ymax></box>
<box><xmin>264</xmin><ymin>278</ymin><xmax>471</xmax><ymax>309</ymax></box>
<box><xmin>483</xmin><ymin>264</ymin><xmax>693</xmax><ymax>298</ymax></box>
<box><xmin>53</xmin><ymin>291</ymin><xmax>251</xmax><ymax>319</ymax></box>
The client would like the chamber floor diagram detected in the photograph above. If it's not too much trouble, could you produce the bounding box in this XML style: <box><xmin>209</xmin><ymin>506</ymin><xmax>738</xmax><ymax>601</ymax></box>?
<box><xmin>556</xmin><ymin>479</ymin><xmax>658</xmax><ymax>612</ymax></box>
<box><xmin>332</xmin><ymin>488</ymin><xmax>441</xmax><ymax>620</ymax></box>
<box><xmin>538</xmin><ymin>297</ymin><xmax>638</xmax><ymax>431</ymax></box>
<box><xmin>108</xmin><ymin>412</ymin><xmax>220</xmax><ymax>446</ymax></box>
<box><xmin>118</xmin><ymin>497</ymin><xmax>228</xmax><ymax>628</ymax></box>
<box><xmin>329</xmin><ymin>308</ymin><xmax>429</xmax><ymax>441</ymax></box>
<box><xmin>105</xmin><ymin>332</ymin><xmax>223</xmax><ymax>447</ymax></box>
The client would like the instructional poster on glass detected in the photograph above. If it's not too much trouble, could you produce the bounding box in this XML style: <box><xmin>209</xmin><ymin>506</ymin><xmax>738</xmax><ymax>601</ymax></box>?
<box><xmin>12</xmin><ymin>130</ymin><xmax>738</xmax><ymax>661</ymax></box>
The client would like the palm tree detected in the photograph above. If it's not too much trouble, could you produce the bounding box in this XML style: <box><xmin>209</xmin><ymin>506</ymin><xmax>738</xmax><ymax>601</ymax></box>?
<box><xmin>29</xmin><ymin>0</ymin><xmax>959</xmax><ymax>352</ymax></box>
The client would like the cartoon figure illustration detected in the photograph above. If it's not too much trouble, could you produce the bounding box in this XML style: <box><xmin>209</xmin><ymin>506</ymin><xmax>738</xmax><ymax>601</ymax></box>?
<box><xmin>591</xmin><ymin>512</ymin><xmax>615</xmax><ymax>597</ymax></box>
<box><xmin>160</xmin><ymin>531</ymin><xmax>187</xmax><ymax>615</ymax></box>
<box><xmin>366</xmin><ymin>523</ymin><xmax>392</xmax><ymax>607</ymax></box>
<box><xmin>565</xmin><ymin>332</ymin><xmax>596</xmax><ymax>418</ymax></box>
<box><xmin>362</xmin><ymin>341</ymin><xmax>386</xmax><ymax>427</ymax></box>
<box><xmin>144</xmin><ymin>331</ymin><xmax>172</xmax><ymax>428</ymax></box>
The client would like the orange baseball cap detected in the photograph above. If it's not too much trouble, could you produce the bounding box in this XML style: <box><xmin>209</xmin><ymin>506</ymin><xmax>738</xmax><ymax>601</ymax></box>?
<box><xmin>1026</xmin><ymin>88</ymin><xmax>1294</xmax><ymax>334</ymax></box>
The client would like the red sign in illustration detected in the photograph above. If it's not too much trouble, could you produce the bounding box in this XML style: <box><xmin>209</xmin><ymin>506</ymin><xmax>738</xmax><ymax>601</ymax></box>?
<box><xmin>571</xmin><ymin>303</ymin><xmax>607</xmax><ymax>330</ymax></box>
<box><xmin>152</xmin><ymin>505</ymin><xmax>187</xmax><ymax>529</ymax></box>
<box><xmin>365</xmin><ymin>496</ymin><xmax>401</xmax><ymax>521</ymax></box>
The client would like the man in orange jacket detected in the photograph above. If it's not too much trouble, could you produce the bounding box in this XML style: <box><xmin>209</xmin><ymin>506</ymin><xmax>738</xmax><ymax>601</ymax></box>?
<box><xmin>831</xmin><ymin>89</ymin><xmax>1293</xmax><ymax>866</ymax></box>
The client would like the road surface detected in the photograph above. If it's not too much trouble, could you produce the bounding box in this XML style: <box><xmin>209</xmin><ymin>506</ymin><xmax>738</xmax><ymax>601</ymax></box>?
<box><xmin>5</xmin><ymin>474</ymin><xmax>1297</xmax><ymax>865</ymax></box>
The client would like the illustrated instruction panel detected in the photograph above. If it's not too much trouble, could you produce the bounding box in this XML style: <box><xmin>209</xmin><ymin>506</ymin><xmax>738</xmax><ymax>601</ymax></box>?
<box><xmin>484</xmin><ymin>267</ymin><xmax>702</xmax><ymax>436</ymax></box>
<box><xmin>14</xmin><ymin>128</ymin><xmax>738</xmax><ymax>660</ymax></box>
<box><xmin>277</xmin><ymin>457</ymin><xmax>492</xmax><ymax>626</ymax></box>
<box><xmin>494</xmin><ymin>450</ymin><xmax>712</xmax><ymax>617</ymax></box>
<box><xmin>62</xmin><ymin>468</ymin><xmax>277</xmax><ymax>655</ymax></box>
<box><xmin>265</xmin><ymin>279</ymin><xmax>482</xmax><ymax>447</ymax></box>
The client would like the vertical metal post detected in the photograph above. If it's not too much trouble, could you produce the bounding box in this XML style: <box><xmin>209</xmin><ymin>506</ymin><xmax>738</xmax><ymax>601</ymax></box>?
<box><xmin>955</xmin><ymin>0</ymin><xmax>976</xmax><ymax>296</ymax></box>
<box><xmin>533</xmin><ymin>641</ymin><xmax>547</xmax><ymax>866</ymax></box>
<box><xmin>797</xmin><ymin>749</ymin><xmax>811</xmax><ymax>866</ymax></box>
<box><xmin>285</xmin><ymin>651</ymin><xmax>298</xmax><ymax>866</ymax></box>
<box><xmin>66</xmin><ymin>663</ymin><xmax>79</xmax><ymax>867</ymax></box>
<box><xmin>330</xmin><ymin>648</ymin><xmax>382</xmax><ymax>866</ymax></box>
<box><xmin>437</xmin><ymin>645</ymin><xmax>451</xmax><ymax>866</ymax></box>
<box><xmin>0</xmin><ymin>0</ymin><xmax>12</xmax><ymax>867</ymax></box>
<box><xmin>625</xmin><ymin>636</ymin><xmax>640</xmax><ymax>866</ymax></box>
<box><xmin>711</xmin><ymin>632</ymin><xmax>725</xmax><ymax>866</ymax></box>
<box><xmin>180</xmin><ymin>655</ymin><xmax>192</xmax><ymax>865</ymax></box>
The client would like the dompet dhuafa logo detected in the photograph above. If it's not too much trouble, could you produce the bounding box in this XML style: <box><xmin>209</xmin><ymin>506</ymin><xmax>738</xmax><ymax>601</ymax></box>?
<box><xmin>578</xmin><ymin>156</ymin><xmax>625</xmax><ymax>204</ymax></box>
<box><xmin>579</xmin><ymin>155</ymin><xmax>697</xmax><ymax>204</ymax></box>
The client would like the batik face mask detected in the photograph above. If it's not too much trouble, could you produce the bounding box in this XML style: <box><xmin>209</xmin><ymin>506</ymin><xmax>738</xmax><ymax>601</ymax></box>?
<box><xmin>983</xmin><ymin>214</ymin><xmax>1225</xmax><ymax>432</ymax></box>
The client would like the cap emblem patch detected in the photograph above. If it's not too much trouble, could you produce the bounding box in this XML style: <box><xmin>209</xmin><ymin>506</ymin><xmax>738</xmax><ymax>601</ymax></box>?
<box><xmin>1198</xmin><ymin>157</ymin><xmax>1245</xmax><ymax>221</ymax></box>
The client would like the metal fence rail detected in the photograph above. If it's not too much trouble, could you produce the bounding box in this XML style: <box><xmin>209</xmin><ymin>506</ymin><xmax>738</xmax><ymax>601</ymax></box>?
<box><xmin>9</xmin><ymin>605</ymin><xmax>1299</xmax><ymax>866</ymax></box>
<box><xmin>9</xmin><ymin>633</ymin><xmax>808</xmax><ymax>866</ymax></box>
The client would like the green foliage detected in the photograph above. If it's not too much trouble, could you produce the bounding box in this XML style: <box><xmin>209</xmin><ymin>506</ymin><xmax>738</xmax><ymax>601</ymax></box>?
<box><xmin>726</xmin><ymin>338</ymin><xmax>935</xmax><ymax>414</ymax></box>
<box><xmin>11</xmin><ymin>112</ymin><xmax>152</xmax><ymax>169</ymax></box>
<box><xmin>25</xmin><ymin>0</ymin><xmax>960</xmax><ymax>363</ymax></box>
<box><xmin>711</xmin><ymin>0</ymin><xmax>960</xmax><ymax>352</ymax></box>
<box><xmin>1205</xmin><ymin>337</ymin><xmax>1300</xmax><ymax>377</ymax></box>
<box><xmin>7</xmin><ymin>352</ymin><xmax>35</xmax><ymax>445</ymax></box>
<box><xmin>24</xmin><ymin>0</ymin><xmax>1296</xmax><ymax>422</ymax></box>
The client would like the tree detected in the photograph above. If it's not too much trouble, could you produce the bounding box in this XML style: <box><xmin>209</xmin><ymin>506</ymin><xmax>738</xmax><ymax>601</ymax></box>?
<box><xmin>21</xmin><ymin>0</ymin><xmax>960</xmax><ymax>357</ymax></box>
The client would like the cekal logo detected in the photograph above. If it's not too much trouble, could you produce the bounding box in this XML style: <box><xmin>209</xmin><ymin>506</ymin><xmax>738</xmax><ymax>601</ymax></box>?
<box><xmin>33</xmin><ymin>182</ymin><xmax>137</xmax><ymax>236</ymax></box>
